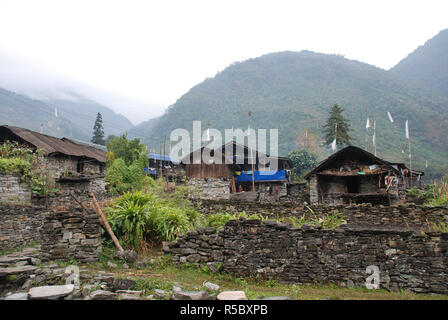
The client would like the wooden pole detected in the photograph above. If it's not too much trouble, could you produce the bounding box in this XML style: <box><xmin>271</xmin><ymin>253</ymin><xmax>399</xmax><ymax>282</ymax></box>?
<box><xmin>89</xmin><ymin>192</ymin><xmax>124</xmax><ymax>252</ymax></box>
<box><xmin>408</xmin><ymin>136</ymin><xmax>413</xmax><ymax>188</ymax></box>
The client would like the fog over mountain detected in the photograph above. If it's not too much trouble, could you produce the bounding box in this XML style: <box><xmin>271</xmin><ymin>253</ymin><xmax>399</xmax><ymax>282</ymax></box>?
<box><xmin>0</xmin><ymin>48</ymin><xmax>166</xmax><ymax>125</ymax></box>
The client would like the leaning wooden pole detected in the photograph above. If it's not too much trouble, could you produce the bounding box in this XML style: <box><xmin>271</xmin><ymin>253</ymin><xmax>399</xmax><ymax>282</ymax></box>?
<box><xmin>89</xmin><ymin>192</ymin><xmax>124</xmax><ymax>252</ymax></box>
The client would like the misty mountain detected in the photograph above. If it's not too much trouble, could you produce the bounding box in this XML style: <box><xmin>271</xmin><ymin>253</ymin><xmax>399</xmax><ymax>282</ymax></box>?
<box><xmin>390</xmin><ymin>29</ymin><xmax>448</xmax><ymax>98</ymax></box>
<box><xmin>138</xmin><ymin>50</ymin><xmax>448</xmax><ymax>179</ymax></box>
<box><xmin>0</xmin><ymin>87</ymin><xmax>133</xmax><ymax>142</ymax></box>
<box><xmin>127</xmin><ymin>116</ymin><xmax>160</xmax><ymax>142</ymax></box>
<box><xmin>47</xmin><ymin>97</ymin><xmax>133</xmax><ymax>137</ymax></box>
<box><xmin>0</xmin><ymin>88</ymin><xmax>87</xmax><ymax>139</ymax></box>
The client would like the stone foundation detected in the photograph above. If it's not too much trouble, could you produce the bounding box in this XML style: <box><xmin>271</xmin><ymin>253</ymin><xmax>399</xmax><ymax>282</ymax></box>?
<box><xmin>188</xmin><ymin>178</ymin><xmax>231</xmax><ymax>200</ymax></box>
<box><xmin>0</xmin><ymin>174</ymin><xmax>31</xmax><ymax>204</ymax></box>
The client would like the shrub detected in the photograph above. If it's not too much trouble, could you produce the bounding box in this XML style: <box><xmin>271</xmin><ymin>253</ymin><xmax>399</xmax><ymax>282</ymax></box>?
<box><xmin>106</xmin><ymin>190</ymin><xmax>199</xmax><ymax>249</ymax></box>
<box><xmin>406</xmin><ymin>186</ymin><xmax>434</xmax><ymax>205</ymax></box>
<box><xmin>106</xmin><ymin>191</ymin><xmax>154</xmax><ymax>249</ymax></box>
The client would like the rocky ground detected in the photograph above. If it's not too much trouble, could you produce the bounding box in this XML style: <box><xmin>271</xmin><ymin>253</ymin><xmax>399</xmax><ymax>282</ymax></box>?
<box><xmin>0</xmin><ymin>246</ymin><xmax>272</xmax><ymax>301</ymax></box>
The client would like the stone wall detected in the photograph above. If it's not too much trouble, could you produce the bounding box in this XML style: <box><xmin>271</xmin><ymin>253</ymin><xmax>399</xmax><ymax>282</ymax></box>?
<box><xmin>164</xmin><ymin>219</ymin><xmax>448</xmax><ymax>294</ymax></box>
<box><xmin>0</xmin><ymin>204</ymin><xmax>47</xmax><ymax>250</ymax></box>
<box><xmin>0</xmin><ymin>203</ymin><xmax>102</xmax><ymax>262</ymax></box>
<box><xmin>43</xmin><ymin>155</ymin><xmax>103</xmax><ymax>177</ymax></box>
<box><xmin>40</xmin><ymin>209</ymin><xmax>102</xmax><ymax>263</ymax></box>
<box><xmin>0</xmin><ymin>174</ymin><xmax>31</xmax><ymax>204</ymax></box>
<box><xmin>192</xmin><ymin>199</ymin><xmax>448</xmax><ymax>230</ymax></box>
<box><xmin>188</xmin><ymin>178</ymin><xmax>231</xmax><ymax>200</ymax></box>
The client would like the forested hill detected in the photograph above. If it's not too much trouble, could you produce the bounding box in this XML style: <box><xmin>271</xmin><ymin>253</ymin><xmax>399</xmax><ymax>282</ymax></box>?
<box><xmin>0</xmin><ymin>88</ymin><xmax>133</xmax><ymax>142</ymax></box>
<box><xmin>140</xmin><ymin>50</ymin><xmax>448</xmax><ymax>179</ymax></box>
<box><xmin>390</xmin><ymin>29</ymin><xmax>448</xmax><ymax>98</ymax></box>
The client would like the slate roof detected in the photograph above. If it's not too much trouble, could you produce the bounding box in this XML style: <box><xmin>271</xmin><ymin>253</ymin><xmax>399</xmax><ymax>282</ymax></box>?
<box><xmin>0</xmin><ymin>125</ymin><xmax>106</xmax><ymax>163</ymax></box>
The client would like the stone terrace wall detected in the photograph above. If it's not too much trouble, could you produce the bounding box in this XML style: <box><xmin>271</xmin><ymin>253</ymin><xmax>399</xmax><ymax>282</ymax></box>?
<box><xmin>40</xmin><ymin>208</ymin><xmax>102</xmax><ymax>263</ymax></box>
<box><xmin>0</xmin><ymin>203</ymin><xmax>102</xmax><ymax>262</ymax></box>
<box><xmin>0</xmin><ymin>174</ymin><xmax>31</xmax><ymax>204</ymax></box>
<box><xmin>193</xmin><ymin>200</ymin><xmax>448</xmax><ymax>230</ymax></box>
<box><xmin>0</xmin><ymin>204</ymin><xmax>47</xmax><ymax>250</ymax></box>
<box><xmin>164</xmin><ymin>220</ymin><xmax>448</xmax><ymax>294</ymax></box>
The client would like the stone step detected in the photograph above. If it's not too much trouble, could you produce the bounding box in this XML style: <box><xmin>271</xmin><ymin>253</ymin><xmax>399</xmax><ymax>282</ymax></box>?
<box><xmin>28</xmin><ymin>285</ymin><xmax>74</xmax><ymax>300</ymax></box>
<box><xmin>0</xmin><ymin>255</ymin><xmax>31</xmax><ymax>265</ymax></box>
<box><xmin>0</xmin><ymin>265</ymin><xmax>39</xmax><ymax>276</ymax></box>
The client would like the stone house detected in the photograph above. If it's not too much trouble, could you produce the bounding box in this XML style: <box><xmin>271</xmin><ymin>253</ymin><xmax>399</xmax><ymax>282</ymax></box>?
<box><xmin>182</xmin><ymin>141</ymin><xmax>292</xmax><ymax>201</ymax></box>
<box><xmin>0</xmin><ymin>125</ymin><xmax>107</xmax><ymax>199</ymax></box>
<box><xmin>304</xmin><ymin>145</ymin><xmax>424</xmax><ymax>205</ymax></box>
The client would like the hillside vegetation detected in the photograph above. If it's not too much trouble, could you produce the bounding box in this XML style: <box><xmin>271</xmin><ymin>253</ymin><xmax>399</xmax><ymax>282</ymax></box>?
<box><xmin>391</xmin><ymin>29</ymin><xmax>448</xmax><ymax>99</ymax></box>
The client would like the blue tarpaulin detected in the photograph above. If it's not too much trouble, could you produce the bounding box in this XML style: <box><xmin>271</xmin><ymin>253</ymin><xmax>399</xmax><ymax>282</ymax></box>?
<box><xmin>144</xmin><ymin>168</ymin><xmax>158</xmax><ymax>175</ymax></box>
<box><xmin>148</xmin><ymin>153</ymin><xmax>180</xmax><ymax>164</ymax></box>
<box><xmin>235</xmin><ymin>170</ymin><xmax>287</xmax><ymax>183</ymax></box>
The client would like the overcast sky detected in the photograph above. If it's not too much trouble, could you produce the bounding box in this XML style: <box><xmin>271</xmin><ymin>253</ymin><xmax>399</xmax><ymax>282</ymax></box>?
<box><xmin>0</xmin><ymin>0</ymin><xmax>447</xmax><ymax>124</ymax></box>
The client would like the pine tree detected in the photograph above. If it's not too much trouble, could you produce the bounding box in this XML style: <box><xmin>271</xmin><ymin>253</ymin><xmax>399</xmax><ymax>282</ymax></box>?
<box><xmin>322</xmin><ymin>104</ymin><xmax>353</xmax><ymax>147</ymax></box>
<box><xmin>91</xmin><ymin>112</ymin><xmax>106</xmax><ymax>146</ymax></box>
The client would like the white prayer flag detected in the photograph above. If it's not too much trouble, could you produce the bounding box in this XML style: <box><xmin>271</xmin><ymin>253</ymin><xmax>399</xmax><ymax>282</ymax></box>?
<box><xmin>366</xmin><ymin>118</ymin><xmax>370</xmax><ymax>129</ymax></box>
<box><xmin>387</xmin><ymin>111</ymin><xmax>394</xmax><ymax>123</ymax></box>
<box><xmin>405</xmin><ymin>120</ymin><xmax>409</xmax><ymax>139</ymax></box>
<box><xmin>425</xmin><ymin>160</ymin><xmax>428</xmax><ymax>168</ymax></box>
<box><xmin>54</xmin><ymin>107</ymin><xmax>58</xmax><ymax>118</ymax></box>
<box><xmin>331</xmin><ymin>138</ymin><xmax>337</xmax><ymax>152</ymax></box>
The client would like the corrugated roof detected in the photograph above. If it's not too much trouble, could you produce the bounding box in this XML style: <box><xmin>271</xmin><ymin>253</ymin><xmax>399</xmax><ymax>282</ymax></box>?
<box><xmin>1</xmin><ymin>125</ymin><xmax>106</xmax><ymax>163</ymax></box>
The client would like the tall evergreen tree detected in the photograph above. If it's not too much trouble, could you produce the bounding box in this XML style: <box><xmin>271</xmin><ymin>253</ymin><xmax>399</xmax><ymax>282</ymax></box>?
<box><xmin>91</xmin><ymin>112</ymin><xmax>106</xmax><ymax>146</ymax></box>
<box><xmin>322</xmin><ymin>104</ymin><xmax>353</xmax><ymax>148</ymax></box>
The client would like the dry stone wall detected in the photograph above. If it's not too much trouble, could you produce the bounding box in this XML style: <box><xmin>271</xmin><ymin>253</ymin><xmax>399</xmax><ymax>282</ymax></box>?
<box><xmin>164</xmin><ymin>219</ymin><xmax>448</xmax><ymax>294</ymax></box>
<box><xmin>40</xmin><ymin>209</ymin><xmax>102</xmax><ymax>263</ymax></box>
<box><xmin>0</xmin><ymin>205</ymin><xmax>46</xmax><ymax>250</ymax></box>
<box><xmin>193</xmin><ymin>200</ymin><xmax>448</xmax><ymax>230</ymax></box>
<box><xmin>0</xmin><ymin>203</ymin><xmax>102</xmax><ymax>263</ymax></box>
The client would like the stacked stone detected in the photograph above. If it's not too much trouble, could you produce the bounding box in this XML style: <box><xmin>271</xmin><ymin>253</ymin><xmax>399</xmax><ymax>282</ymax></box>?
<box><xmin>193</xmin><ymin>199</ymin><xmax>448</xmax><ymax>230</ymax></box>
<box><xmin>0</xmin><ymin>174</ymin><xmax>31</xmax><ymax>204</ymax></box>
<box><xmin>165</xmin><ymin>219</ymin><xmax>448</xmax><ymax>295</ymax></box>
<box><xmin>40</xmin><ymin>209</ymin><xmax>102</xmax><ymax>263</ymax></box>
<box><xmin>188</xmin><ymin>178</ymin><xmax>231</xmax><ymax>200</ymax></box>
<box><xmin>0</xmin><ymin>205</ymin><xmax>46</xmax><ymax>251</ymax></box>
<box><xmin>164</xmin><ymin>227</ymin><xmax>224</xmax><ymax>265</ymax></box>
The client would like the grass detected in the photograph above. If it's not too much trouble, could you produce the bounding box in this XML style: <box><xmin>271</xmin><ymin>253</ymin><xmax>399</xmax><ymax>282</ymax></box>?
<box><xmin>84</xmin><ymin>244</ymin><xmax>448</xmax><ymax>300</ymax></box>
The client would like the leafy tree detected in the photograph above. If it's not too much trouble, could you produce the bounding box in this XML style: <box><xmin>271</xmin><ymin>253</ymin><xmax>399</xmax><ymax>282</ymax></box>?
<box><xmin>105</xmin><ymin>133</ymin><xmax>150</xmax><ymax>194</ymax></box>
<box><xmin>106</xmin><ymin>133</ymin><xmax>148</xmax><ymax>166</ymax></box>
<box><xmin>322</xmin><ymin>104</ymin><xmax>353</xmax><ymax>148</ymax></box>
<box><xmin>287</xmin><ymin>149</ymin><xmax>318</xmax><ymax>179</ymax></box>
<box><xmin>91</xmin><ymin>112</ymin><xmax>106</xmax><ymax>145</ymax></box>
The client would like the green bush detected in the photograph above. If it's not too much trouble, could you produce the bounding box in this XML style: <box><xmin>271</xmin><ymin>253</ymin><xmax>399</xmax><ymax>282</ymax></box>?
<box><xmin>406</xmin><ymin>186</ymin><xmax>434</xmax><ymax>205</ymax></box>
<box><xmin>0</xmin><ymin>157</ymin><xmax>32</xmax><ymax>176</ymax></box>
<box><xmin>105</xmin><ymin>158</ymin><xmax>153</xmax><ymax>195</ymax></box>
<box><xmin>106</xmin><ymin>190</ymin><xmax>199</xmax><ymax>249</ymax></box>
